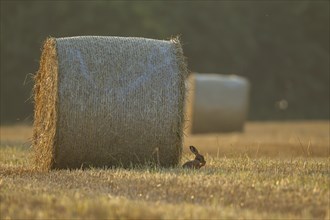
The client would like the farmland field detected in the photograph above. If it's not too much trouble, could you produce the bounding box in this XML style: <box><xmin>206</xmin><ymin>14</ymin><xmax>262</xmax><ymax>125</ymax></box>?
<box><xmin>0</xmin><ymin>121</ymin><xmax>329</xmax><ymax>219</ymax></box>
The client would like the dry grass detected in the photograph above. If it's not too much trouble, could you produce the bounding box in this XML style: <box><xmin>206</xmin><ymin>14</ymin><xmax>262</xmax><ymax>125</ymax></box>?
<box><xmin>0</xmin><ymin>125</ymin><xmax>32</xmax><ymax>146</ymax></box>
<box><xmin>0</xmin><ymin>121</ymin><xmax>329</xmax><ymax>219</ymax></box>
<box><xmin>184</xmin><ymin>120</ymin><xmax>330</xmax><ymax>158</ymax></box>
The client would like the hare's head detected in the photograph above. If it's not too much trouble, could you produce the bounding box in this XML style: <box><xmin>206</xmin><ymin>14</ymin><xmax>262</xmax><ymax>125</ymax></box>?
<box><xmin>189</xmin><ymin>146</ymin><xmax>206</xmax><ymax>167</ymax></box>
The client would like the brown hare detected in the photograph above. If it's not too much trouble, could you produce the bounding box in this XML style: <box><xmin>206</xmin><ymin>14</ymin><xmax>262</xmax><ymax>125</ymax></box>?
<box><xmin>182</xmin><ymin>146</ymin><xmax>206</xmax><ymax>169</ymax></box>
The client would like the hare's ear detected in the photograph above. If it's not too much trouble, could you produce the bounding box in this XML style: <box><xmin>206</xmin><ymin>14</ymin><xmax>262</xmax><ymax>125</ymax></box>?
<box><xmin>189</xmin><ymin>146</ymin><xmax>199</xmax><ymax>155</ymax></box>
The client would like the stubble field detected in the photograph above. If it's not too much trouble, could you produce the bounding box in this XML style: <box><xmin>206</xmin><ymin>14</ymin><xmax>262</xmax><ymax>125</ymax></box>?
<box><xmin>0</xmin><ymin>121</ymin><xmax>329</xmax><ymax>219</ymax></box>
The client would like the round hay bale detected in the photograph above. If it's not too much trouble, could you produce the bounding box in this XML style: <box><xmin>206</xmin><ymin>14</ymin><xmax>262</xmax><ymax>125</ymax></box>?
<box><xmin>189</xmin><ymin>73</ymin><xmax>250</xmax><ymax>134</ymax></box>
<box><xmin>33</xmin><ymin>36</ymin><xmax>187</xmax><ymax>170</ymax></box>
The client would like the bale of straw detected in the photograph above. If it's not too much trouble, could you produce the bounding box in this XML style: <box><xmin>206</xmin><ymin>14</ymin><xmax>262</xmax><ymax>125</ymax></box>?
<box><xmin>188</xmin><ymin>73</ymin><xmax>250</xmax><ymax>134</ymax></box>
<box><xmin>33</xmin><ymin>36</ymin><xmax>187</xmax><ymax>170</ymax></box>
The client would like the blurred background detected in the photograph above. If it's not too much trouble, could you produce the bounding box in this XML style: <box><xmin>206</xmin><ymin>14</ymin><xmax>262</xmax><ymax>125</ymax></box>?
<box><xmin>1</xmin><ymin>1</ymin><xmax>329</xmax><ymax>124</ymax></box>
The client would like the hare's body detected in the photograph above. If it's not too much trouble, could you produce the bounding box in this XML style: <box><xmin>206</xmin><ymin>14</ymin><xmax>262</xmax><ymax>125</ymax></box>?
<box><xmin>182</xmin><ymin>160</ymin><xmax>202</xmax><ymax>169</ymax></box>
<box><xmin>182</xmin><ymin>146</ymin><xmax>206</xmax><ymax>169</ymax></box>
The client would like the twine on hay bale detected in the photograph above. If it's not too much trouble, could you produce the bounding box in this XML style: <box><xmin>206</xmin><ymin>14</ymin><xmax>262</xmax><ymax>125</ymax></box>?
<box><xmin>33</xmin><ymin>36</ymin><xmax>188</xmax><ymax>170</ymax></box>
<box><xmin>187</xmin><ymin>73</ymin><xmax>250</xmax><ymax>134</ymax></box>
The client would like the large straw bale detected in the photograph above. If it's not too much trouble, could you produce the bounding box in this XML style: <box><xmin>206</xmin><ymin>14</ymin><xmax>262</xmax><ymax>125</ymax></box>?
<box><xmin>188</xmin><ymin>73</ymin><xmax>250</xmax><ymax>134</ymax></box>
<box><xmin>33</xmin><ymin>36</ymin><xmax>187</xmax><ymax>170</ymax></box>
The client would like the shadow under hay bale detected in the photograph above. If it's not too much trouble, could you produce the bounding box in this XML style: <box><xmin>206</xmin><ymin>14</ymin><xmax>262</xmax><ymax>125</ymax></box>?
<box><xmin>33</xmin><ymin>36</ymin><xmax>187</xmax><ymax>170</ymax></box>
<box><xmin>187</xmin><ymin>73</ymin><xmax>250</xmax><ymax>134</ymax></box>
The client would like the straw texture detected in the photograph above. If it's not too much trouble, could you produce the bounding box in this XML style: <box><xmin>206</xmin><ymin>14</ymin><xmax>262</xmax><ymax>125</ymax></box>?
<box><xmin>33</xmin><ymin>36</ymin><xmax>187</xmax><ymax>170</ymax></box>
<box><xmin>33</xmin><ymin>38</ymin><xmax>59</xmax><ymax>170</ymax></box>
<box><xmin>189</xmin><ymin>73</ymin><xmax>250</xmax><ymax>134</ymax></box>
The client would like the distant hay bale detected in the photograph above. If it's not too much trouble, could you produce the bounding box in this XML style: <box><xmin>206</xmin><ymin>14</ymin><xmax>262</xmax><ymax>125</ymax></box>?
<box><xmin>33</xmin><ymin>36</ymin><xmax>187</xmax><ymax>170</ymax></box>
<box><xmin>188</xmin><ymin>73</ymin><xmax>250</xmax><ymax>134</ymax></box>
